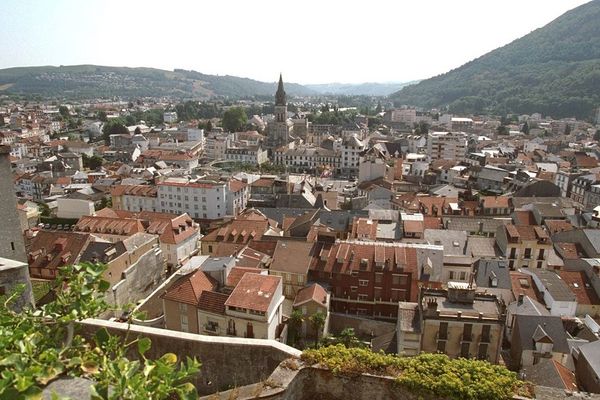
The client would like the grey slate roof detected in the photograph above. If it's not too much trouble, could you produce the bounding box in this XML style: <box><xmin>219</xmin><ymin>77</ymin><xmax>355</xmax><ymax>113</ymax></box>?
<box><xmin>475</xmin><ymin>259</ymin><xmax>512</xmax><ymax>290</ymax></box>
<box><xmin>507</xmin><ymin>295</ymin><xmax>550</xmax><ymax>318</ymax></box>
<box><xmin>583</xmin><ymin>229</ymin><xmax>600</xmax><ymax>255</ymax></box>
<box><xmin>578</xmin><ymin>339</ymin><xmax>600</xmax><ymax>376</ymax></box>
<box><xmin>514</xmin><ymin>315</ymin><xmax>569</xmax><ymax>353</ymax></box>
<box><xmin>424</xmin><ymin>229</ymin><xmax>467</xmax><ymax>256</ymax></box>
<box><xmin>521</xmin><ymin>359</ymin><xmax>575</xmax><ymax>390</ymax></box>
<box><xmin>442</xmin><ymin>216</ymin><xmax>510</xmax><ymax>235</ymax></box>
<box><xmin>466</xmin><ymin>236</ymin><xmax>500</xmax><ymax>258</ymax></box>
<box><xmin>530</xmin><ymin>269</ymin><xmax>576</xmax><ymax>302</ymax></box>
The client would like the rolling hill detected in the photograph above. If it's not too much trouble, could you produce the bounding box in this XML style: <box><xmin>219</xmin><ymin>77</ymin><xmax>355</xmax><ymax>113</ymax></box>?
<box><xmin>0</xmin><ymin>65</ymin><xmax>316</xmax><ymax>99</ymax></box>
<box><xmin>390</xmin><ymin>0</ymin><xmax>600</xmax><ymax>119</ymax></box>
<box><xmin>305</xmin><ymin>81</ymin><xmax>419</xmax><ymax>96</ymax></box>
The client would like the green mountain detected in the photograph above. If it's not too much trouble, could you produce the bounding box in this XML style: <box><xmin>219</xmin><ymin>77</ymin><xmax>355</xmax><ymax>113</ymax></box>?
<box><xmin>390</xmin><ymin>0</ymin><xmax>600</xmax><ymax>119</ymax></box>
<box><xmin>306</xmin><ymin>81</ymin><xmax>419</xmax><ymax>96</ymax></box>
<box><xmin>0</xmin><ymin>65</ymin><xmax>316</xmax><ymax>99</ymax></box>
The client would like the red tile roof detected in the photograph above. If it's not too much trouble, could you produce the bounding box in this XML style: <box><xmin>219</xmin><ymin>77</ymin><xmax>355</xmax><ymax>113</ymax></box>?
<box><xmin>351</xmin><ymin>217</ymin><xmax>378</xmax><ymax>240</ymax></box>
<box><xmin>110</xmin><ymin>184</ymin><xmax>157</xmax><ymax>197</ymax></box>
<box><xmin>293</xmin><ymin>283</ymin><xmax>328</xmax><ymax>307</ymax></box>
<box><xmin>403</xmin><ymin>220</ymin><xmax>424</xmax><ymax>234</ymax></box>
<box><xmin>513</xmin><ymin>211</ymin><xmax>536</xmax><ymax>226</ymax></box>
<box><xmin>481</xmin><ymin>196</ymin><xmax>510</xmax><ymax>209</ymax></box>
<box><xmin>423</xmin><ymin>217</ymin><xmax>443</xmax><ymax>230</ymax></box>
<box><xmin>544</xmin><ymin>220</ymin><xmax>574</xmax><ymax>235</ymax></box>
<box><xmin>202</xmin><ymin>209</ymin><xmax>275</xmax><ymax>246</ymax></box>
<box><xmin>228</xmin><ymin>178</ymin><xmax>247</xmax><ymax>193</ymax></box>
<box><xmin>226</xmin><ymin>267</ymin><xmax>264</xmax><ymax>287</ymax></box>
<box><xmin>75</xmin><ymin>216</ymin><xmax>146</xmax><ymax>236</ymax></box>
<box><xmin>235</xmin><ymin>247</ymin><xmax>270</xmax><ymax>269</ymax></box>
<box><xmin>270</xmin><ymin>241</ymin><xmax>314</xmax><ymax>274</ymax></box>
<box><xmin>161</xmin><ymin>270</ymin><xmax>217</xmax><ymax>306</ymax></box>
<box><xmin>225</xmin><ymin>273</ymin><xmax>281</xmax><ymax>312</ymax></box>
<box><xmin>146</xmin><ymin>213</ymin><xmax>198</xmax><ymax>245</ymax></box>
<box><xmin>197</xmin><ymin>291</ymin><xmax>229</xmax><ymax>315</ymax></box>
<box><xmin>510</xmin><ymin>272</ymin><xmax>540</xmax><ymax>301</ymax></box>
<box><xmin>28</xmin><ymin>231</ymin><xmax>93</xmax><ymax>279</ymax></box>
<box><xmin>309</xmin><ymin>242</ymin><xmax>418</xmax><ymax>275</ymax></box>
<box><xmin>558</xmin><ymin>271</ymin><xmax>600</xmax><ymax>305</ymax></box>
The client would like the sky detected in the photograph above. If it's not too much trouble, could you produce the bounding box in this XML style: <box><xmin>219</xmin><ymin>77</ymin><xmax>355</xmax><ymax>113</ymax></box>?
<box><xmin>0</xmin><ymin>0</ymin><xmax>592</xmax><ymax>85</ymax></box>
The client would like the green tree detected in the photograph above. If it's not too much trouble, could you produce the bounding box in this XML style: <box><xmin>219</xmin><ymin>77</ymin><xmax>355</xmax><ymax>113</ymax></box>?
<box><xmin>497</xmin><ymin>125</ymin><xmax>508</xmax><ymax>135</ymax></box>
<box><xmin>221</xmin><ymin>107</ymin><xmax>248</xmax><ymax>132</ymax></box>
<box><xmin>414</xmin><ymin>121</ymin><xmax>430</xmax><ymax>135</ymax></box>
<box><xmin>309</xmin><ymin>312</ymin><xmax>326</xmax><ymax>347</ymax></box>
<box><xmin>102</xmin><ymin>119</ymin><xmax>129</xmax><ymax>144</ymax></box>
<box><xmin>594</xmin><ymin>129</ymin><xmax>600</xmax><ymax>141</ymax></box>
<box><xmin>58</xmin><ymin>105</ymin><xmax>70</xmax><ymax>118</ymax></box>
<box><xmin>288</xmin><ymin>309</ymin><xmax>304</xmax><ymax>346</ymax></box>
<box><xmin>375</xmin><ymin>101</ymin><xmax>382</xmax><ymax>114</ymax></box>
<box><xmin>0</xmin><ymin>263</ymin><xmax>200</xmax><ymax>399</ymax></box>
<box><xmin>521</xmin><ymin>121</ymin><xmax>530</xmax><ymax>135</ymax></box>
<box><xmin>125</xmin><ymin>115</ymin><xmax>137</xmax><ymax>126</ymax></box>
<box><xmin>564</xmin><ymin>124</ymin><xmax>572</xmax><ymax>135</ymax></box>
<box><xmin>335</xmin><ymin>328</ymin><xmax>364</xmax><ymax>348</ymax></box>
<box><xmin>82</xmin><ymin>154</ymin><xmax>104</xmax><ymax>170</ymax></box>
<box><xmin>38</xmin><ymin>202</ymin><xmax>51</xmax><ymax>217</ymax></box>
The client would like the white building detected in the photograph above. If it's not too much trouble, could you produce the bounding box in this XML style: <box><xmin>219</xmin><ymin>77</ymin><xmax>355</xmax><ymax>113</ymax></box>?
<box><xmin>111</xmin><ymin>185</ymin><xmax>158</xmax><ymax>212</ymax></box>
<box><xmin>163</xmin><ymin>112</ymin><xmax>178</xmax><ymax>124</ymax></box>
<box><xmin>339</xmin><ymin>135</ymin><xmax>364</xmax><ymax>177</ymax></box>
<box><xmin>157</xmin><ymin>179</ymin><xmax>227</xmax><ymax>220</ymax></box>
<box><xmin>204</xmin><ymin>133</ymin><xmax>233</xmax><ymax>160</ymax></box>
<box><xmin>187</xmin><ymin>128</ymin><xmax>205</xmax><ymax>148</ymax></box>
<box><xmin>56</xmin><ymin>198</ymin><xmax>95</xmax><ymax>219</ymax></box>
<box><xmin>427</xmin><ymin>131</ymin><xmax>467</xmax><ymax>161</ymax></box>
<box><xmin>225</xmin><ymin>146</ymin><xmax>269</xmax><ymax>165</ymax></box>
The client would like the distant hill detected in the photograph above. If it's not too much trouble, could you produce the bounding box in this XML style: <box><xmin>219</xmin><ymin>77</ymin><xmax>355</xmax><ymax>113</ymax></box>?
<box><xmin>0</xmin><ymin>65</ymin><xmax>316</xmax><ymax>99</ymax></box>
<box><xmin>306</xmin><ymin>81</ymin><xmax>418</xmax><ymax>96</ymax></box>
<box><xmin>390</xmin><ymin>0</ymin><xmax>600</xmax><ymax>119</ymax></box>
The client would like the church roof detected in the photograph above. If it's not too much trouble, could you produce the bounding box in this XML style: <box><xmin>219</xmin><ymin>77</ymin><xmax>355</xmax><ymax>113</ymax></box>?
<box><xmin>275</xmin><ymin>74</ymin><xmax>286</xmax><ymax>105</ymax></box>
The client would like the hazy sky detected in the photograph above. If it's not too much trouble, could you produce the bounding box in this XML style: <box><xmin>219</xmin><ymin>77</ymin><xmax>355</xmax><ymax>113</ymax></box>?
<box><xmin>0</xmin><ymin>0</ymin><xmax>591</xmax><ymax>84</ymax></box>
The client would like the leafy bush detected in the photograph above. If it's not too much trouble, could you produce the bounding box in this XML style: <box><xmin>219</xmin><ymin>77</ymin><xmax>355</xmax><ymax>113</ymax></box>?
<box><xmin>301</xmin><ymin>345</ymin><xmax>523</xmax><ymax>400</ymax></box>
<box><xmin>0</xmin><ymin>263</ymin><xmax>200</xmax><ymax>399</ymax></box>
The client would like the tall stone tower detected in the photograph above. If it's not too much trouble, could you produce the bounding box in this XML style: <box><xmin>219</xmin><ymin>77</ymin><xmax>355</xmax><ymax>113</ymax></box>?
<box><xmin>268</xmin><ymin>74</ymin><xmax>290</xmax><ymax>147</ymax></box>
<box><xmin>0</xmin><ymin>145</ymin><xmax>27</xmax><ymax>262</ymax></box>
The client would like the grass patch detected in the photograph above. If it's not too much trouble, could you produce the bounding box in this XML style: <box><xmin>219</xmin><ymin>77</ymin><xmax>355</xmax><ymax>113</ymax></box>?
<box><xmin>301</xmin><ymin>345</ymin><xmax>525</xmax><ymax>400</ymax></box>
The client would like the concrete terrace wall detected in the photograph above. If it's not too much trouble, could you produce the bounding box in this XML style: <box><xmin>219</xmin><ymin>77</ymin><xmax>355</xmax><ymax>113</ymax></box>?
<box><xmin>202</xmin><ymin>364</ymin><xmax>600</xmax><ymax>400</ymax></box>
<box><xmin>80</xmin><ymin>319</ymin><xmax>301</xmax><ymax>396</ymax></box>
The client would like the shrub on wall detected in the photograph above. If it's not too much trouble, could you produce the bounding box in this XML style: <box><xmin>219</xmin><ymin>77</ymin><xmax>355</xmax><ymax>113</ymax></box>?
<box><xmin>301</xmin><ymin>345</ymin><xmax>524</xmax><ymax>400</ymax></box>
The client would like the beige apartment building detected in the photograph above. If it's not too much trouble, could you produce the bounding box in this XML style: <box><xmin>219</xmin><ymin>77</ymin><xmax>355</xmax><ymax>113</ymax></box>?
<box><xmin>418</xmin><ymin>283</ymin><xmax>506</xmax><ymax>363</ymax></box>
<box><xmin>495</xmin><ymin>224</ymin><xmax>553</xmax><ymax>270</ymax></box>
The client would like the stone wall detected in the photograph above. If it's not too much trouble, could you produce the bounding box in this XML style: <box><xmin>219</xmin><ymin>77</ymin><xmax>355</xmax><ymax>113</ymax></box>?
<box><xmin>109</xmin><ymin>245</ymin><xmax>164</xmax><ymax>315</ymax></box>
<box><xmin>201</xmin><ymin>364</ymin><xmax>600</xmax><ymax>400</ymax></box>
<box><xmin>0</xmin><ymin>146</ymin><xmax>27</xmax><ymax>262</ymax></box>
<box><xmin>80</xmin><ymin>319</ymin><xmax>300</xmax><ymax>396</ymax></box>
<box><xmin>0</xmin><ymin>258</ymin><xmax>34</xmax><ymax>311</ymax></box>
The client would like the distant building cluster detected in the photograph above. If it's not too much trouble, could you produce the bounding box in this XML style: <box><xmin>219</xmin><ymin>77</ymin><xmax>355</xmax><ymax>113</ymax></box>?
<box><xmin>2</xmin><ymin>75</ymin><xmax>600</xmax><ymax>395</ymax></box>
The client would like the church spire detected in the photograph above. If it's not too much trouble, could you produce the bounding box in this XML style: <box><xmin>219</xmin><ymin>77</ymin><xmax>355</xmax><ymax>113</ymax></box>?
<box><xmin>275</xmin><ymin>73</ymin><xmax>286</xmax><ymax>106</ymax></box>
